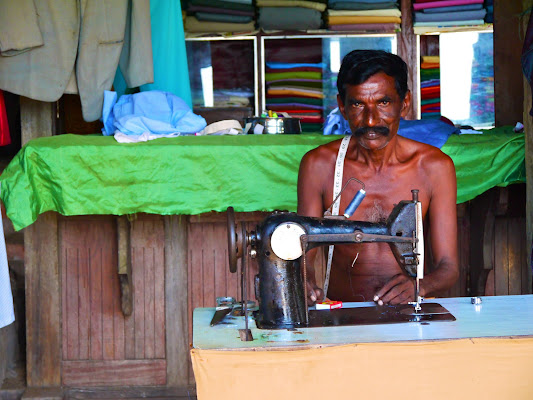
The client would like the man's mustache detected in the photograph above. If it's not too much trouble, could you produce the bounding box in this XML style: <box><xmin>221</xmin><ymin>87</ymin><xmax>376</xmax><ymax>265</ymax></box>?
<box><xmin>353</xmin><ymin>126</ymin><xmax>390</xmax><ymax>137</ymax></box>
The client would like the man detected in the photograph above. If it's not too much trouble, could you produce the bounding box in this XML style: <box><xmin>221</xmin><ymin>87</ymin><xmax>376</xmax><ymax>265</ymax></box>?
<box><xmin>297</xmin><ymin>50</ymin><xmax>458</xmax><ymax>305</ymax></box>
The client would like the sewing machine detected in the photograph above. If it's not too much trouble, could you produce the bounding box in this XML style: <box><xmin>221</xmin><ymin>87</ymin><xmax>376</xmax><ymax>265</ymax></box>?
<box><xmin>226</xmin><ymin>189</ymin><xmax>454</xmax><ymax>336</ymax></box>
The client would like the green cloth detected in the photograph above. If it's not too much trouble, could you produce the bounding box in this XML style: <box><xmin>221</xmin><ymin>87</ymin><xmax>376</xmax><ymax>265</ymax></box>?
<box><xmin>265</xmin><ymin>71</ymin><xmax>322</xmax><ymax>81</ymax></box>
<box><xmin>266</xmin><ymin>97</ymin><xmax>323</xmax><ymax>106</ymax></box>
<box><xmin>0</xmin><ymin>127</ymin><xmax>525</xmax><ymax>231</ymax></box>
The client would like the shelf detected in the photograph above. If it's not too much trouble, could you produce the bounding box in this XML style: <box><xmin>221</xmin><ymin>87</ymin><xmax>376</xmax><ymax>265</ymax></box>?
<box><xmin>414</xmin><ymin>23</ymin><xmax>493</xmax><ymax>36</ymax></box>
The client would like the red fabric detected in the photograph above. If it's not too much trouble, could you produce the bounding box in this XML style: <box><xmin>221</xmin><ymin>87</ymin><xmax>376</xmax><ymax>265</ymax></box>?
<box><xmin>421</xmin><ymin>86</ymin><xmax>441</xmax><ymax>96</ymax></box>
<box><xmin>0</xmin><ymin>90</ymin><xmax>11</xmax><ymax>147</ymax></box>
<box><xmin>295</xmin><ymin>116</ymin><xmax>324</xmax><ymax>123</ymax></box>
<box><xmin>421</xmin><ymin>93</ymin><xmax>441</xmax><ymax>100</ymax></box>
<box><xmin>271</xmin><ymin>109</ymin><xmax>320</xmax><ymax>114</ymax></box>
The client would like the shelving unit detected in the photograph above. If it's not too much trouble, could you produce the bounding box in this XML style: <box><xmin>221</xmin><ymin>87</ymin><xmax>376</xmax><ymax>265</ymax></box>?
<box><xmin>185</xmin><ymin>35</ymin><xmax>258</xmax><ymax>124</ymax></box>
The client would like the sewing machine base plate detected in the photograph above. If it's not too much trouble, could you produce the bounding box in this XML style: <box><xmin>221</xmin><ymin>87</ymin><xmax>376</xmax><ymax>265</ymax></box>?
<box><xmin>305</xmin><ymin>303</ymin><xmax>455</xmax><ymax>328</ymax></box>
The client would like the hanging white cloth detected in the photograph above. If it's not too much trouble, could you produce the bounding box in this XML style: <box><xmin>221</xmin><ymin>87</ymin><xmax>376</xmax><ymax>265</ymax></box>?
<box><xmin>0</xmin><ymin>183</ymin><xmax>14</xmax><ymax>328</ymax></box>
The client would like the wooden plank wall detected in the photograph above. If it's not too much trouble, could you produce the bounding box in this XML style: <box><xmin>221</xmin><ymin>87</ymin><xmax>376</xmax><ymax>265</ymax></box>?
<box><xmin>485</xmin><ymin>217</ymin><xmax>528</xmax><ymax>296</ymax></box>
<box><xmin>60</xmin><ymin>215</ymin><xmax>166</xmax><ymax>387</ymax></box>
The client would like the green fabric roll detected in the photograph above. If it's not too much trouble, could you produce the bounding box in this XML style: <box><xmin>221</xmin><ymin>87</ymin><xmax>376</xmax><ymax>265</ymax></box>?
<box><xmin>420</xmin><ymin>70</ymin><xmax>440</xmax><ymax>81</ymax></box>
<box><xmin>265</xmin><ymin>71</ymin><xmax>322</xmax><ymax>81</ymax></box>
<box><xmin>0</xmin><ymin>128</ymin><xmax>525</xmax><ymax>231</ymax></box>
<box><xmin>266</xmin><ymin>97</ymin><xmax>323</xmax><ymax>106</ymax></box>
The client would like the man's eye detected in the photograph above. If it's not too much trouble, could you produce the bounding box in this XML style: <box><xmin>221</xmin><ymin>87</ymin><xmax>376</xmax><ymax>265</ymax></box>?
<box><xmin>379</xmin><ymin>100</ymin><xmax>390</xmax><ymax>106</ymax></box>
<box><xmin>351</xmin><ymin>102</ymin><xmax>362</xmax><ymax>107</ymax></box>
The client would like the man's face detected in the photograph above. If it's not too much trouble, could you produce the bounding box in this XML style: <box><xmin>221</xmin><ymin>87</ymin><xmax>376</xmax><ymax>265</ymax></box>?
<box><xmin>337</xmin><ymin>72</ymin><xmax>411</xmax><ymax>151</ymax></box>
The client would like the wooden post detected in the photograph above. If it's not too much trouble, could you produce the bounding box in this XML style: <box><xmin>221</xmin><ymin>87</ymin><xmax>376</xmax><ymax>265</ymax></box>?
<box><xmin>164</xmin><ymin>215</ymin><xmax>190</xmax><ymax>386</ymax></box>
<box><xmin>523</xmin><ymin>1</ymin><xmax>533</xmax><ymax>294</ymax></box>
<box><xmin>398</xmin><ymin>0</ymin><xmax>418</xmax><ymax>120</ymax></box>
<box><xmin>20</xmin><ymin>97</ymin><xmax>57</xmax><ymax>145</ymax></box>
<box><xmin>20</xmin><ymin>98</ymin><xmax>62</xmax><ymax>398</ymax></box>
<box><xmin>494</xmin><ymin>1</ymin><xmax>524</xmax><ymax>126</ymax></box>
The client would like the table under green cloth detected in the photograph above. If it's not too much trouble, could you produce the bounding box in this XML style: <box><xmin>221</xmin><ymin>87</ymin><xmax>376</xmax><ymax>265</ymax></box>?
<box><xmin>0</xmin><ymin>127</ymin><xmax>525</xmax><ymax>231</ymax></box>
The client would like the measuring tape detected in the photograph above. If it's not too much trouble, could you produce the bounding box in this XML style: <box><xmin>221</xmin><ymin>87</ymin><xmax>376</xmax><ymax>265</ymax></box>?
<box><xmin>323</xmin><ymin>135</ymin><xmax>351</xmax><ymax>300</ymax></box>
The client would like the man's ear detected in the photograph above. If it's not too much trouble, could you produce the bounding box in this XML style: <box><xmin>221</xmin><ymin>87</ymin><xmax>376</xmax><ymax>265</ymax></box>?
<box><xmin>337</xmin><ymin>94</ymin><xmax>347</xmax><ymax>119</ymax></box>
<box><xmin>401</xmin><ymin>90</ymin><xmax>412</xmax><ymax>118</ymax></box>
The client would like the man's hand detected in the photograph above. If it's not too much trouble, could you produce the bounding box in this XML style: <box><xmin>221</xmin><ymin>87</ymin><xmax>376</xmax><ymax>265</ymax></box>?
<box><xmin>373</xmin><ymin>274</ymin><xmax>416</xmax><ymax>305</ymax></box>
<box><xmin>306</xmin><ymin>281</ymin><xmax>324</xmax><ymax>305</ymax></box>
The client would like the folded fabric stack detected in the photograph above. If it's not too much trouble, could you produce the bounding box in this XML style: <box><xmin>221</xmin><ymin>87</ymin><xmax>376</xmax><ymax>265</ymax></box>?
<box><xmin>257</xmin><ymin>0</ymin><xmax>326</xmax><ymax>31</ymax></box>
<box><xmin>326</xmin><ymin>0</ymin><xmax>401</xmax><ymax>32</ymax></box>
<box><xmin>420</xmin><ymin>55</ymin><xmax>441</xmax><ymax>119</ymax></box>
<box><xmin>265</xmin><ymin>62</ymin><xmax>325</xmax><ymax>133</ymax></box>
<box><xmin>413</xmin><ymin>0</ymin><xmax>487</xmax><ymax>30</ymax></box>
<box><xmin>183</xmin><ymin>0</ymin><xmax>256</xmax><ymax>33</ymax></box>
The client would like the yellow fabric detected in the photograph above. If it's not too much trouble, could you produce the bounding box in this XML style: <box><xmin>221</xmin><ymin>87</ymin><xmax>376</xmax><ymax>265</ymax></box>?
<box><xmin>423</xmin><ymin>55</ymin><xmax>440</xmax><ymax>63</ymax></box>
<box><xmin>191</xmin><ymin>337</ymin><xmax>533</xmax><ymax>400</ymax></box>
<box><xmin>257</xmin><ymin>0</ymin><xmax>327</xmax><ymax>11</ymax></box>
<box><xmin>267</xmin><ymin>88</ymin><xmax>325</xmax><ymax>98</ymax></box>
<box><xmin>328</xmin><ymin>15</ymin><xmax>402</xmax><ymax>24</ymax></box>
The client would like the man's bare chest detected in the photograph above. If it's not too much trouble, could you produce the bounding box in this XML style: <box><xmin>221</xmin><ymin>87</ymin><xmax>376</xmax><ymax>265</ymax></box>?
<box><xmin>323</xmin><ymin>167</ymin><xmax>430</xmax><ymax>222</ymax></box>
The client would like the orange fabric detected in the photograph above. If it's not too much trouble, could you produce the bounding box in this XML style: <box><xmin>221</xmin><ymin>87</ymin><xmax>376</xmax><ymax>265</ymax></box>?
<box><xmin>192</xmin><ymin>337</ymin><xmax>533</xmax><ymax>400</ymax></box>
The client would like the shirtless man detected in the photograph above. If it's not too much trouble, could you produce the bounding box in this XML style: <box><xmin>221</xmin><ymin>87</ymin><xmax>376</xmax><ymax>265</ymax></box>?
<box><xmin>297</xmin><ymin>50</ymin><xmax>458</xmax><ymax>305</ymax></box>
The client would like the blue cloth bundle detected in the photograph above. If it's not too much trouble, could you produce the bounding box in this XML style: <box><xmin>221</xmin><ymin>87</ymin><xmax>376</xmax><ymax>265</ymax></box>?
<box><xmin>102</xmin><ymin>90</ymin><xmax>207</xmax><ymax>136</ymax></box>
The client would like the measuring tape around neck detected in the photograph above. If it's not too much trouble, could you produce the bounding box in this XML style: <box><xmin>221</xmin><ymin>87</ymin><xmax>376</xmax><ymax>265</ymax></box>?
<box><xmin>322</xmin><ymin>135</ymin><xmax>351</xmax><ymax>300</ymax></box>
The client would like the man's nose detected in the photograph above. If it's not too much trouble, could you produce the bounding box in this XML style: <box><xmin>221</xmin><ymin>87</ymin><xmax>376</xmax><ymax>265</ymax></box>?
<box><xmin>363</xmin><ymin>106</ymin><xmax>379</xmax><ymax>127</ymax></box>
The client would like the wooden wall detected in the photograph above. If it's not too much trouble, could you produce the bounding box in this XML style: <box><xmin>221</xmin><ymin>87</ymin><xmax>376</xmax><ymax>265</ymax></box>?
<box><xmin>60</xmin><ymin>216</ymin><xmax>166</xmax><ymax>387</ymax></box>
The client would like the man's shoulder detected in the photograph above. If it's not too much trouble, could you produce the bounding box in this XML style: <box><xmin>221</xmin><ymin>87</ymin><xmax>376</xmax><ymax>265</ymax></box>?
<box><xmin>304</xmin><ymin>137</ymin><xmax>344</xmax><ymax>160</ymax></box>
<box><xmin>398</xmin><ymin>135</ymin><xmax>454</xmax><ymax>168</ymax></box>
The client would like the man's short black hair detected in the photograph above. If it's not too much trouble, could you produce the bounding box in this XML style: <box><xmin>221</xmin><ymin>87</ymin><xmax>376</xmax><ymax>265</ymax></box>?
<box><xmin>337</xmin><ymin>50</ymin><xmax>409</xmax><ymax>102</ymax></box>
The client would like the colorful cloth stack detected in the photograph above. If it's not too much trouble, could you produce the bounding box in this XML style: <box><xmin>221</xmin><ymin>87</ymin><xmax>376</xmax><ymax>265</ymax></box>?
<box><xmin>265</xmin><ymin>62</ymin><xmax>325</xmax><ymax>133</ymax></box>
<box><xmin>413</xmin><ymin>0</ymin><xmax>487</xmax><ymax>29</ymax></box>
<box><xmin>420</xmin><ymin>56</ymin><xmax>441</xmax><ymax>119</ymax></box>
<box><xmin>183</xmin><ymin>0</ymin><xmax>256</xmax><ymax>33</ymax></box>
<box><xmin>326</xmin><ymin>0</ymin><xmax>401</xmax><ymax>32</ymax></box>
<box><xmin>257</xmin><ymin>0</ymin><xmax>326</xmax><ymax>31</ymax></box>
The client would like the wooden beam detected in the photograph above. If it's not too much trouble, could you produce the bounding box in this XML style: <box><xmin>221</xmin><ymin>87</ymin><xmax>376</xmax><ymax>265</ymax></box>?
<box><xmin>24</xmin><ymin>212</ymin><xmax>60</xmax><ymax>387</ymax></box>
<box><xmin>19</xmin><ymin>97</ymin><xmax>56</xmax><ymax>145</ymax></box>
<box><xmin>494</xmin><ymin>1</ymin><xmax>524</xmax><ymax>126</ymax></box>
<box><xmin>164</xmin><ymin>215</ymin><xmax>190</xmax><ymax>386</ymax></box>
<box><xmin>398</xmin><ymin>0</ymin><xmax>418</xmax><ymax>120</ymax></box>
<box><xmin>20</xmin><ymin>98</ymin><xmax>61</xmax><ymax>389</ymax></box>
<box><xmin>523</xmin><ymin>0</ymin><xmax>533</xmax><ymax>294</ymax></box>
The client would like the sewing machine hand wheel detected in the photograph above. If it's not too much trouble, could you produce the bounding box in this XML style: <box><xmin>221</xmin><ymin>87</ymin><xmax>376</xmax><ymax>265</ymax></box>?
<box><xmin>227</xmin><ymin>207</ymin><xmax>243</xmax><ymax>273</ymax></box>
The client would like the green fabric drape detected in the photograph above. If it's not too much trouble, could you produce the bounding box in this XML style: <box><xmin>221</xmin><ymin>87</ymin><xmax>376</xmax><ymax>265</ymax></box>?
<box><xmin>0</xmin><ymin>127</ymin><xmax>525</xmax><ymax>231</ymax></box>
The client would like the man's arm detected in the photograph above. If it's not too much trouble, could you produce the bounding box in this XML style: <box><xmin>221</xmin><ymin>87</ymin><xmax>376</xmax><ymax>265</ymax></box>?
<box><xmin>375</xmin><ymin>153</ymin><xmax>459</xmax><ymax>304</ymax></box>
<box><xmin>420</xmin><ymin>153</ymin><xmax>459</xmax><ymax>296</ymax></box>
<box><xmin>297</xmin><ymin>149</ymin><xmax>328</xmax><ymax>303</ymax></box>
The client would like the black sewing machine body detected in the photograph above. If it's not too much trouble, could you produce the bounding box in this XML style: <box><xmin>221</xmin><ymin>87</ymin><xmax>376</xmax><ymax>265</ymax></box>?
<box><xmin>252</xmin><ymin>200</ymin><xmax>419</xmax><ymax>329</ymax></box>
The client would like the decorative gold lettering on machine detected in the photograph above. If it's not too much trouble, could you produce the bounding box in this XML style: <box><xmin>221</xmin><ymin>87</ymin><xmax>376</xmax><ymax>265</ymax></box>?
<box><xmin>224</xmin><ymin>188</ymin><xmax>455</xmax><ymax>340</ymax></box>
